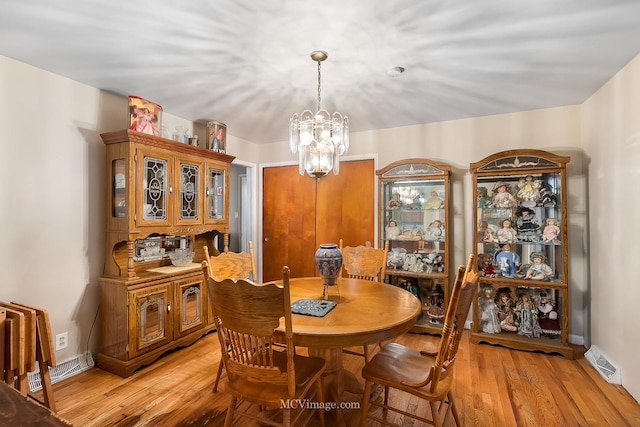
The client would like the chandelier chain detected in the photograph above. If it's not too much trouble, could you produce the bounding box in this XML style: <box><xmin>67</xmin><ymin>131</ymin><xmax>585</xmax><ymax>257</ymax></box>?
<box><xmin>317</xmin><ymin>60</ymin><xmax>322</xmax><ymax>112</ymax></box>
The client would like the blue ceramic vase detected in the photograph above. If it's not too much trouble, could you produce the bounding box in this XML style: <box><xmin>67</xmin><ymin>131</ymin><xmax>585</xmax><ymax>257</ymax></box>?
<box><xmin>315</xmin><ymin>243</ymin><xmax>343</xmax><ymax>286</ymax></box>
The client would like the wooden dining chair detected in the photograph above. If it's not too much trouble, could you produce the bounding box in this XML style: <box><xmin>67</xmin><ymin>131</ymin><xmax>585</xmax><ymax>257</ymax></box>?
<box><xmin>339</xmin><ymin>239</ymin><xmax>388</xmax><ymax>282</ymax></box>
<box><xmin>359</xmin><ymin>254</ymin><xmax>478</xmax><ymax>427</ymax></box>
<box><xmin>204</xmin><ymin>265</ymin><xmax>326</xmax><ymax>427</ymax></box>
<box><xmin>203</xmin><ymin>243</ymin><xmax>257</xmax><ymax>392</ymax></box>
<box><xmin>203</xmin><ymin>242</ymin><xmax>256</xmax><ymax>281</ymax></box>
<box><xmin>339</xmin><ymin>239</ymin><xmax>389</xmax><ymax>362</ymax></box>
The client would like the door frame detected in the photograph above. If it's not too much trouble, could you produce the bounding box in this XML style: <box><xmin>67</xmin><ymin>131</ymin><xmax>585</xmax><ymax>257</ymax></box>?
<box><xmin>230</xmin><ymin>159</ymin><xmax>258</xmax><ymax>261</ymax></box>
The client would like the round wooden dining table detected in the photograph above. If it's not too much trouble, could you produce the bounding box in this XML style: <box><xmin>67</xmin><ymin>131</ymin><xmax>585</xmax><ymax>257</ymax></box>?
<box><xmin>277</xmin><ymin>276</ymin><xmax>421</xmax><ymax>423</ymax></box>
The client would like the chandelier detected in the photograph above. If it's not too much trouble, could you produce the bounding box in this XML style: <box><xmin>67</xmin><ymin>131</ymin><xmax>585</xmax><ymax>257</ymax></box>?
<box><xmin>289</xmin><ymin>51</ymin><xmax>349</xmax><ymax>178</ymax></box>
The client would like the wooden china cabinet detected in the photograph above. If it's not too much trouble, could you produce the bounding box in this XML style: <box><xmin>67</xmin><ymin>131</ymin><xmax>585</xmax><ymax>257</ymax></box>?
<box><xmin>470</xmin><ymin>149</ymin><xmax>573</xmax><ymax>358</ymax></box>
<box><xmin>98</xmin><ymin>130</ymin><xmax>234</xmax><ymax>377</ymax></box>
<box><xmin>377</xmin><ymin>159</ymin><xmax>451</xmax><ymax>335</ymax></box>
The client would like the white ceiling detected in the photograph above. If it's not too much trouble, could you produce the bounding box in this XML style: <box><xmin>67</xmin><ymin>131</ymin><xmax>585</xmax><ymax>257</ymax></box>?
<box><xmin>2</xmin><ymin>0</ymin><xmax>640</xmax><ymax>144</ymax></box>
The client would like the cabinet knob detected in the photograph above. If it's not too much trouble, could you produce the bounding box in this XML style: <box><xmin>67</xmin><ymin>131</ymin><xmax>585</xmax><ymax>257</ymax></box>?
<box><xmin>169</xmin><ymin>186</ymin><xmax>173</xmax><ymax>194</ymax></box>
<box><xmin>264</xmin><ymin>237</ymin><xmax>269</xmax><ymax>242</ymax></box>
<box><xmin>167</xmin><ymin>302</ymin><xmax>171</xmax><ymax>313</ymax></box>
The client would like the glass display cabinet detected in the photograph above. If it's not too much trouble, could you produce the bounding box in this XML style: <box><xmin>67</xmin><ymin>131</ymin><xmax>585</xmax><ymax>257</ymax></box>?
<box><xmin>377</xmin><ymin>159</ymin><xmax>451</xmax><ymax>334</ymax></box>
<box><xmin>470</xmin><ymin>149</ymin><xmax>573</xmax><ymax>358</ymax></box>
<box><xmin>98</xmin><ymin>129</ymin><xmax>235</xmax><ymax>377</ymax></box>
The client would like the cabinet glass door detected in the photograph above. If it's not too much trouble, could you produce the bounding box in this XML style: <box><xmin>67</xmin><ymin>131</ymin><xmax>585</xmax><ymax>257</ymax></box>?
<box><xmin>138</xmin><ymin>151</ymin><xmax>170</xmax><ymax>226</ymax></box>
<box><xmin>129</xmin><ymin>284</ymin><xmax>172</xmax><ymax>357</ymax></box>
<box><xmin>206</xmin><ymin>165</ymin><xmax>226</xmax><ymax>222</ymax></box>
<box><xmin>174</xmin><ymin>278</ymin><xmax>205</xmax><ymax>337</ymax></box>
<box><xmin>175</xmin><ymin>160</ymin><xmax>201</xmax><ymax>224</ymax></box>
<box><xmin>476</xmin><ymin>172</ymin><xmax>564</xmax><ymax>282</ymax></box>
<box><xmin>377</xmin><ymin>159</ymin><xmax>451</xmax><ymax>334</ymax></box>
<box><xmin>112</xmin><ymin>158</ymin><xmax>126</xmax><ymax>218</ymax></box>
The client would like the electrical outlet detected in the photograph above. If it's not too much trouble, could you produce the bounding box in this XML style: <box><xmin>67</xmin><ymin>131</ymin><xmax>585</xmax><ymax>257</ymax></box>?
<box><xmin>55</xmin><ymin>332</ymin><xmax>68</xmax><ymax>351</ymax></box>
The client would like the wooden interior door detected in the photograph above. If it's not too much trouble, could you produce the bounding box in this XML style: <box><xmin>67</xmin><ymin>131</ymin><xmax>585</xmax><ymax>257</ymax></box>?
<box><xmin>262</xmin><ymin>159</ymin><xmax>375</xmax><ymax>282</ymax></box>
<box><xmin>262</xmin><ymin>165</ymin><xmax>317</xmax><ymax>281</ymax></box>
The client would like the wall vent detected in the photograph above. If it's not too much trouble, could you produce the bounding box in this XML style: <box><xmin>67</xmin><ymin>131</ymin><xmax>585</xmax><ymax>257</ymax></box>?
<box><xmin>584</xmin><ymin>345</ymin><xmax>621</xmax><ymax>385</ymax></box>
<box><xmin>28</xmin><ymin>352</ymin><xmax>95</xmax><ymax>392</ymax></box>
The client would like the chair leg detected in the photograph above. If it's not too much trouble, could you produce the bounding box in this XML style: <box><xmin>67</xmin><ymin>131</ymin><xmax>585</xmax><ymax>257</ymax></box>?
<box><xmin>212</xmin><ymin>358</ymin><xmax>224</xmax><ymax>393</ymax></box>
<box><xmin>431</xmin><ymin>401</ymin><xmax>445</xmax><ymax>427</ymax></box>
<box><xmin>360</xmin><ymin>381</ymin><xmax>375</xmax><ymax>427</ymax></box>
<box><xmin>224</xmin><ymin>397</ymin><xmax>236</xmax><ymax>427</ymax></box>
<box><xmin>283</xmin><ymin>408</ymin><xmax>291</xmax><ymax>427</ymax></box>
<box><xmin>448</xmin><ymin>390</ymin><xmax>461</xmax><ymax>426</ymax></box>
<box><xmin>363</xmin><ymin>345</ymin><xmax>370</xmax><ymax>363</ymax></box>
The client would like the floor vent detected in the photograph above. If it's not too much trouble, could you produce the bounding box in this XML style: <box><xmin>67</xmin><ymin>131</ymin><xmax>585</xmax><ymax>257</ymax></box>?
<box><xmin>584</xmin><ymin>345</ymin><xmax>621</xmax><ymax>385</ymax></box>
<box><xmin>28</xmin><ymin>352</ymin><xmax>95</xmax><ymax>392</ymax></box>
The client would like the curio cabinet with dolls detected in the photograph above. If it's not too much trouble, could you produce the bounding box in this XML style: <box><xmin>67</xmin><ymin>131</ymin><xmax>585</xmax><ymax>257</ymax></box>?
<box><xmin>377</xmin><ymin>159</ymin><xmax>451</xmax><ymax>334</ymax></box>
<box><xmin>470</xmin><ymin>149</ymin><xmax>572</xmax><ymax>358</ymax></box>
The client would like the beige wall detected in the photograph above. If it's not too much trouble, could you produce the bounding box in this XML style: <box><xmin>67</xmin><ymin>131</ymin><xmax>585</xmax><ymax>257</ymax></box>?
<box><xmin>1</xmin><ymin>51</ymin><xmax>637</xmax><ymax>402</ymax></box>
<box><xmin>582</xmin><ymin>53</ymin><xmax>640</xmax><ymax>400</ymax></box>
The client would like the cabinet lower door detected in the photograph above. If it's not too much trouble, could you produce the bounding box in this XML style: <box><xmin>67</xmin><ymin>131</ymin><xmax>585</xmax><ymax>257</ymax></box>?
<box><xmin>128</xmin><ymin>284</ymin><xmax>173</xmax><ymax>358</ymax></box>
<box><xmin>173</xmin><ymin>277</ymin><xmax>206</xmax><ymax>338</ymax></box>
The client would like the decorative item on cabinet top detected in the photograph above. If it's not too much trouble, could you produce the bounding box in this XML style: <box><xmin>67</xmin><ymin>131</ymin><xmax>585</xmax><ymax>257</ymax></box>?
<box><xmin>128</xmin><ymin>96</ymin><xmax>162</xmax><ymax>137</ymax></box>
<box><xmin>206</xmin><ymin>121</ymin><xmax>227</xmax><ymax>153</ymax></box>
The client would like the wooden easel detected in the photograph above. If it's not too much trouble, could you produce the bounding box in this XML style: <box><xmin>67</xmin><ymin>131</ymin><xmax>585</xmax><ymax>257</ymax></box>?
<box><xmin>1</xmin><ymin>302</ymin><xmax>57</xmax><ymax>411</ymax></box>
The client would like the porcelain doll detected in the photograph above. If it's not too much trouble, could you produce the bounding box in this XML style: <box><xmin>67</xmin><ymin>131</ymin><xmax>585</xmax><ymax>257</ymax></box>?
<box><xmin>385</xmin><ymin>219</ymin><xmax>401</xmax><ymax>239</ymax></box>
<box><xmin>491</xmin><ymin>182</ymin><xmax>518</xmax><ymax>208</ymax></box>
<box><xmin>494</xmin><ymin>244</ymin><xmax>520</xmax><ymax>278</ymax></box>
<box><xmin>423</xmin><ymin>190</ymin><xmax>444</xmax><ymax>209</ymax></box>
<box><xmin>426</xmin><ymin>285</ymin><xmax>445</xmax><ymax>324</ymax></box>
<box><xmin>542</xmin><ymin>218</ymin><xmax>561</xmax><ymax>244</ymax></box>
<box><xmin>515</xmin><ymin>293</ymin><xmax>541</xmax><ymax>338</ymax></box>
<box><xmin>478</xmin><ymin>220</ymin><xmax>489</xmax><ymax>241</ymax></box>
<box><xmin>516</xmin><ymin>207</ymin><xmax>541</xmax><ymax>241</ymax></box>
<box><xmin>537</xmin><ymin>184</ymin><xmax>557</xmax><ymax>207</ymax></box>
<box><xmin>516</xmin><ymin>175</ymin><xmax>542</xmax><ymax>207</ymax></box>
<box><xmin>537</xmin><ymin>292</ymin><xmax>561</xmax><ymax>336</ymax></box>
<box><xmin>478</xmin><ymin>253</ymin><xmax>496</xmax><ymax>277</ymax></box>
<box><xmin>483</xmin><ymin>224</ymin><xmax>498</xmax><ymax>243</ymax></box>
<box><xmin>388</xmin><ymin>192</ymin><xmax>402</xmax><ymax>209</ymax></box>
<box><xmin>477</xmin><ymin>186</ymin><xmax>492</xmax><ymax>208</ymax></box>
<box><xmin>496</xmin><ymin>290</ymin><xmax>518</xmax><ymax>332</ymax></box>
<box><xmin>524</xmin><ymin>252</ymin><xmax>553</xmax><ymax>281</ymax></box>
<box><xmin>478</xmin><ymin>287</ymin><xmax>501</xmax><ymax>333</ymax></box>
<box><xmin>425</xmin><ymin>220</ymin><xmax>444</xmax><ymax>241</ymax></box>
<box><xmin>408</xmin><ymin>193</ymin><xmax>423</xmax><ymax>210</ymax></box>
<box><xmin>496</xmin><ymin>218</ymin><xmax>518</xmax><ymax>244</ymax></box>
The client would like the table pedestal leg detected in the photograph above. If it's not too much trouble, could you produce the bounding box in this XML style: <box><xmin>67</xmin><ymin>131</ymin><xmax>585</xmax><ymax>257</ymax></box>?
<box><xmin>309</xmin><ymin>346</ymin><xmax>366</xmax><ymax>426</ymax></box>
<box><xmin>309</xmin><ymin>347</ymin><xmax>346</xmax><ymax>426</ymax></box>
<box><xmin>309</xmin><ymin>347</ymin><xmax>344</xmax><ymax>397</ymax></box>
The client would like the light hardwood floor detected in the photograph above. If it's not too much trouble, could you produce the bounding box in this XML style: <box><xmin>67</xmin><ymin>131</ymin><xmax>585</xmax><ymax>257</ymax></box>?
<box><xmin>40</xmin><ymin>331</ymin><xmax>640</xmax><ymax>426</ymax></box>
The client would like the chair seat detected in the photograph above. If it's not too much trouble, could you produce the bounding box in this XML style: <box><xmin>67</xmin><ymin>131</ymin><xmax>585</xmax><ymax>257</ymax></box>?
<box><xmin>227</xmin><ymin>351</ymin><xmax>326</xmax><ymax>407</ymax></box>
<box><xmin>362</xmin><ymin>341</ymin><xmax>452</xmax><ymax>399</ymax></box>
